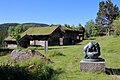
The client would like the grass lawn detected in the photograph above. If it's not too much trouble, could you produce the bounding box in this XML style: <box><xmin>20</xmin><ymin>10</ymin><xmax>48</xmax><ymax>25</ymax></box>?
<box><xmin>37</xmin><ymin>36</ymin><xmax>120</xmax><ymax>80</ymax></box>
<box><xmin>0</xmin><ymin>36</ymin><xmax>120</xmax><ymax>80</ymax></box>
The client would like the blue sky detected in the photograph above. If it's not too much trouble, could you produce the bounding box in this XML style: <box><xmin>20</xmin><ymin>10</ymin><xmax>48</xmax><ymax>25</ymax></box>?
<box><xmin>0</xmin><ymin>0</ymin><xmax>120</xmax><ymax>26</ymax></box>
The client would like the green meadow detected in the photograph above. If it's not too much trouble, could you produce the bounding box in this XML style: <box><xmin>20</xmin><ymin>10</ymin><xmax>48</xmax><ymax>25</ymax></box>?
<box><xmin>0</xmin><ymin>36</ymin><xmax>120</xmax><ymax>80</ymax></box>
<box><xmin>44</xmin><ymin>36</ymin><xmax>120</xmax><ymax>80</ymax></box>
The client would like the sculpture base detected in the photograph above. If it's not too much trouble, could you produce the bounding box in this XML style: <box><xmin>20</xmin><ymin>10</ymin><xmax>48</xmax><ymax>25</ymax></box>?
<box><xmin>80</xmin><ymin>60</ymin><xmax>105</xmax><ymax>72</ymax></box>
<box><xmin>82</xmin><ymin>58</ymin><xmax>105</xmax><ymax>62</ymax></box>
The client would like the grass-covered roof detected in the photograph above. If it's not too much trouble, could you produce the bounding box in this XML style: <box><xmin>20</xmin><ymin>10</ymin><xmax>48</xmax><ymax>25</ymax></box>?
<box><xmin>4</xmin><ymin>36</ymin><xmax>16</xmax><ymax>41</ymax></box>
<box><xmin>60</xmin><ymin>26</ymin><xmax>73</xmax><ymax>31</ymax></box>
<box><xmin>21</xmin><ymin>26</ymin><xmax>58</xmax><ymax>36</ymax></box>
<box><xmin>60</xmin><ymin>26</ymin><xmax>84</xmax><ymax>32</ymax></box>
<box><xmin>5</xmin><ymin>26</ymin><xmax>59</xmax><ymax>41</ymax></box>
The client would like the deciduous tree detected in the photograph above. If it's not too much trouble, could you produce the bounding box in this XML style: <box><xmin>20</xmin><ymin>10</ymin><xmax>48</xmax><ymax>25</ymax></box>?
<box><xmin>112</xmin><ymin>15</ymin><xmax>120</xmax><ymax>36</ymax></box>
<box><xmin>85</xmin><ymin>20</ymin><xmax>98</xmax><ymax>38</ymax></box>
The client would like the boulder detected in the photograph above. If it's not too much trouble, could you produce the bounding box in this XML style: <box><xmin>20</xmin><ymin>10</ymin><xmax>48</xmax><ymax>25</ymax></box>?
<box><xmin>10</xmin><ymin>50</ymin><xmax>52</xmax><ymax>63</ymax></box>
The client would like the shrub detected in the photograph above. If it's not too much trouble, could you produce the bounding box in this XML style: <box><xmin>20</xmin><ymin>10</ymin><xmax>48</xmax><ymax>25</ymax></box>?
<box><xmin>0</xmin><ymin>64</ymin><xmax>33</xmax><ymax>80</ymax></box>
<box><xmin>0</xmin><ymin>57</ymin><xmax>55</xmax><ymax>80</ymax></box>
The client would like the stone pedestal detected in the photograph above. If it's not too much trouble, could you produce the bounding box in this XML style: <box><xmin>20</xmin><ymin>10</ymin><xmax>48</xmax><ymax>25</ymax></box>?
<box><xmin>80</xmin><ymin>60</ymin><xmax>105</xmax><ymax>72</ymax></box>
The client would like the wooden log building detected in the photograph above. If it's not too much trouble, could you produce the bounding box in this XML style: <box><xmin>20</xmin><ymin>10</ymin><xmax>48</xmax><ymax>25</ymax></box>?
<box><xmin>4</xmin><ymin>25</ymin><xmax>85</xmax><ymax>48</ymax></box>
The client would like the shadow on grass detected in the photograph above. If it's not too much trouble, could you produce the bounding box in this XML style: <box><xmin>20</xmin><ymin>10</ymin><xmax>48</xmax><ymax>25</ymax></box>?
<box><xmin>35</xmin><ymin>46</ymin><xmax>68</xmax><ymax>51</ymax></box>
<box><xmin>0</xmin><ymin>52</ymin><xmax>8</xmax><ymax>56</ymax></box>
<box><xmin>49</xmin><ymin>50</ymin><xmax>66</xmax><ymax>57</ymax></box>
<box><xmin>87</xmin><ymin>37</ymin><xmax>96</xmax><ymax>40</ymax></box>
<box><xmin>48</xmin><ymin>47</ymin><xmax>68</xmax><ymax>50</ymax></box>
<box><xmin>0</xmin><ymin>48</ymin><xmax>13</xmax><ymax>56</ymax></box>
<box><xmin>105</xmin><ymin>67</ymin><xmax>120</xmax><ymax>75</ymax></box>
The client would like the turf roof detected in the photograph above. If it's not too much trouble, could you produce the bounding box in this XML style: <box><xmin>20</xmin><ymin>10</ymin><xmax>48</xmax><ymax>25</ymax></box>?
<box><xmin>21</xmin><ymin>26</ymin><xmax>58</xmax><ymax>36</ymax></box>
<box><xmin>60</xmin><ymin>26</ymin><xmax>83</xmax><ymax>31</ymax></box>
<box><xmin>5</xmin><ymin>26</ymin><xmax>58</xmax><ymax>40</ymax></box>
<box><xmin>4</xmin><ymin>36</ymin><xmax>16</xmax><ymax>41</ymax></box>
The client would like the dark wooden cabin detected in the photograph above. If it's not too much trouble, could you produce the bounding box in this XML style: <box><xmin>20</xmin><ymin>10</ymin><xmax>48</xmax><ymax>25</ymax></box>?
<box><xmin>19</xmin><ymin>26</ymin><xmax>63</xmax><ymax>48</ymax></box>
<box><xmin>4</xmin><ymin>37</ymin><xmax>17</xmax><ymax>49</ymax></box>
<box><xmin>4</xmin><ymin>25</ymin><xmax>85</xmax><ymax>48</ymax></box>
<box><xmin>63</xmin><ymin>30</ymin><xmax>84</xmax><ymax>45</ymax></box>
<box><xmin>61</xmin><ymin>27</ymin><xmax>84</xmax><ymax>45</ymax></box>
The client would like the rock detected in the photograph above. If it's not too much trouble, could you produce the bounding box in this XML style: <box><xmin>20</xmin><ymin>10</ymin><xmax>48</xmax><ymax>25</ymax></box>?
<box><xmin>10</xmin><ymin>50</ymin><xmax>52</xmax><ymax>63</ymax></box>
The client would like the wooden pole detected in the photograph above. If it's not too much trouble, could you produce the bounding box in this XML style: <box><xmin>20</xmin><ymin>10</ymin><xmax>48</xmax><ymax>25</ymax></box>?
<box><xmin>45</xmin><ymin>41</ymin><xmax>48</xmax><ymax>53</ymax></box>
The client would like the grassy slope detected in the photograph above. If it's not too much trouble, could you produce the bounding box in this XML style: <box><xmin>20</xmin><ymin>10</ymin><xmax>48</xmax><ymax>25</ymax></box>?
<box><xmin>0</xmin><ymin>36</ymin><xmax>120</xmax><ymax>80</ymax></box>
<box><xmin>43</xmin><ymin>36</ymin><xmax>120</xmax><ymax>80</ymax></box>
<box><xmin>97</xmin><ymin>36</ymin><xmax>120</xmax><ymax>68</ymax></box>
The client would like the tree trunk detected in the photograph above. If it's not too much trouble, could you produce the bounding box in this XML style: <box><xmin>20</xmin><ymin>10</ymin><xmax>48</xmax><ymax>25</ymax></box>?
<box><xmin>107</xmin><ymin>20</ymin><xmax>111</xmax><ymax>36</ymax></box>
<box><xmin>107</xmin><ymin>27</ymin><xmax>110</xmax><ymax>36</ymax></box>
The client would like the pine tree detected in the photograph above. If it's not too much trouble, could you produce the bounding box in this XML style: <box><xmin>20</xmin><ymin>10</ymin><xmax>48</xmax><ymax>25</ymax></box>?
<box><xmin>96</xmin><ymin>0</ymin><xmax>120</xmax><ymax>36</ymax></box>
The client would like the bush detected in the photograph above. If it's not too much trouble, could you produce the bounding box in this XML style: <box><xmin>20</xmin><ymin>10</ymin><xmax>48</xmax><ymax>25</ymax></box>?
<box><xmin>33</xmin><ymin>63</ymin><xmax>54</xmax><ymax>80</ymax></box>
<box><xmin>0</xmin><ymin>64</ymin><xmax>33</xmax><ymax>80</ymax></box>
<box><xmin>0</xmin><ymin>57</ymin><xmax>55</xmax><ymax>80</ymax></box>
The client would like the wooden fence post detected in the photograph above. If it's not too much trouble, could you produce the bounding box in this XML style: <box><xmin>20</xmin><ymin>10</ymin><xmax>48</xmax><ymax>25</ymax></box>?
<box><xmin>45</xmin><ymin>41</ymin><xmax>48</xmax><ymax>53</ymax></box>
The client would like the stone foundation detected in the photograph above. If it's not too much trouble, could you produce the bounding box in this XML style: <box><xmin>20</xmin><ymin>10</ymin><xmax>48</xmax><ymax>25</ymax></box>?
<box><xmin>80</xmin><ymin>60</ymin><xmax>105</xmax><ymax>72</ymax></box>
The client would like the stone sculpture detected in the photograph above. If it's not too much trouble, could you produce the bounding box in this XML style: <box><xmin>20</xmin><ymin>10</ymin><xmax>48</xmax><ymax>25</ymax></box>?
<box><xmin>80</xmin><ymin>41</ymin><xmax>105</xmax><ymax>72</ymax></box>
<box><xmin>82</xmin><ymin>41</ymin><xmax>104</xmax><ymax>61</ymax></box>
